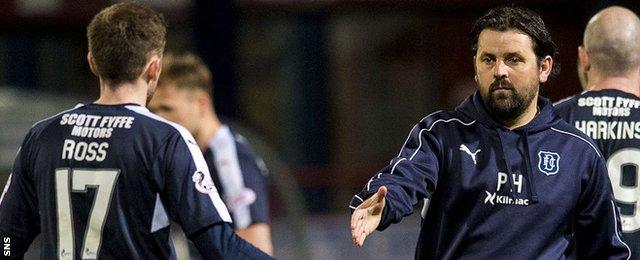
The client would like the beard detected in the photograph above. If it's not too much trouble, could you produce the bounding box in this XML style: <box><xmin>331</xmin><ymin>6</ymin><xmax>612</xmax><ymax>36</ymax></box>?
<box><xmin>481</xmin><ymin>78</ymin><xmax>537</xmax><ymax>123</ymax></box>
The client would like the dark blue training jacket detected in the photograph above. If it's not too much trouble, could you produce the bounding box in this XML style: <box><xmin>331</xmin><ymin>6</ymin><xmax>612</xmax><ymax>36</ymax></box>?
<box><xmin>350</xmin><ymin>91</ymin><xmax>630</xmax><ymax>259</ymax></box>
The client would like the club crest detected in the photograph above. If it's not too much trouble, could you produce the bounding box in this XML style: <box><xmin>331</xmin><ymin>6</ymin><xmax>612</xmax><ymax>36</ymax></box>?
<box><xmin>192</xmin><ymin>170</ymin><xmax>216</xmax><ymax>194</ymax></box>
<box><xmin>537</xmin><ymin>151</ymin><xmax>560</xmax><ymax>175</ymax></box>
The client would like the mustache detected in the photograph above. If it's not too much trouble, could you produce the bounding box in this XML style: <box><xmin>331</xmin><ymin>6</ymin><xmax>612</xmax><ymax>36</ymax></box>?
<box><xmin>489</xmin><ymin>79</ymin><xmax>515</xmax><ymax>92</ymax></box>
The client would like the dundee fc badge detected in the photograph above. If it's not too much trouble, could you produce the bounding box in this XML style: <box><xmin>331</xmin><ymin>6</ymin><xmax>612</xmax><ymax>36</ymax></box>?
<box><xmin>538</xmin><ymin>151</ymin><xmax>560</xmax><ymax>175</ymax></box>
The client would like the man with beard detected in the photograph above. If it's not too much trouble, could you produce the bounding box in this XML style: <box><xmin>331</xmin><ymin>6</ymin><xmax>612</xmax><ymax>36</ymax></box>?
<box><xmin>349</xmin><ymin>6</ymin><xmax>630</xmax><ymax>259</ymax></box>
<box><xmin>555</xmin><ymin>6</ymin><xmax>640</xmax><ymax>259</ymax></box>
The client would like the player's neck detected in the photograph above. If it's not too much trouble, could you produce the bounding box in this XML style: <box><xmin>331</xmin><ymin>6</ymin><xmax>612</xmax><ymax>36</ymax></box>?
<box><xmin>588</xmin><ymin>75</ymin><xmax>640</xmax><ymax>97</ymax></box>
<box><xmin>194</xmin><ymin>111</ymin><xmax>222</xmax><ymax>151</ymax></box>
<box><xmin>95</xmin><ymin>78</ymin><xmax>149</xmax><ymax>106</ymax></box>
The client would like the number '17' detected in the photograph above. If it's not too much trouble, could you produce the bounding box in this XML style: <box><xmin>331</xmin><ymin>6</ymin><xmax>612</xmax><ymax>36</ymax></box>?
<box><xmin>55</xmin><ymin>168</ymin><xmax>120</xmax><ymax>260</ymax></box>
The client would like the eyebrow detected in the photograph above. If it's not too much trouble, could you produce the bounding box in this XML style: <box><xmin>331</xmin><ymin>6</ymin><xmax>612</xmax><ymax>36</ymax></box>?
<box><xmin>478</xmin><ymin>52</ymin><xmax>495</xmax><ymax>57</ymax></box>
<box><xmin>478</xmin><ymin>51</ymin><xmax>524</xmax><ymax>58</ymax></box>
<box><xmin>504</xmin><ymin>52</ymin><xmax>524</xmax><ymax>57</ymax></box>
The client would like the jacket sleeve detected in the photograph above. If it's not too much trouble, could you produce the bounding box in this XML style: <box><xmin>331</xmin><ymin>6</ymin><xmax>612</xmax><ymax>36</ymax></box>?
<box><xmin>349</xmin><ymin>119</ymin><xmax>441</xmax><ymax>231</ymax></box>
<box><xmin>574</xmin><ymin>154</ymin><xmax>630</xmax><ymax>259</ymax></box>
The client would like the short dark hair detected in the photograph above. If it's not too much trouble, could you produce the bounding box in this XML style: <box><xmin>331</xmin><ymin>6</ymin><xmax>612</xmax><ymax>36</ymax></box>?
<box><xmin>87</xmin><ymin>3</ymin><xmax>167</xmax><ymax>85</ymax></box>
<box><xmin>158</xmin><ymin>52</ymin><xmax>214</xmax><ymax>95</ymax></box>
<box><xmin>471</xmin><ymin>6</ymin><xmax>559</xmax><ymax>76</ymax></box>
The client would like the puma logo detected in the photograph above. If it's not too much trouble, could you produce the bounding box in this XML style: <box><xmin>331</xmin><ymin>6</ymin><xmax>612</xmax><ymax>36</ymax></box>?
<box><xmin>460</xmin><ymin>144</ymin><xmax>481</xmax><ymax>165</ymax></box>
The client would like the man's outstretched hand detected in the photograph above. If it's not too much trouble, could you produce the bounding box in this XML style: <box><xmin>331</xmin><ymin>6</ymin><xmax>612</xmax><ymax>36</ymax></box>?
<box><xmin>350</xmin><ymin>186</ymin><xmax>387</xmax><ymax>247</ymax></box>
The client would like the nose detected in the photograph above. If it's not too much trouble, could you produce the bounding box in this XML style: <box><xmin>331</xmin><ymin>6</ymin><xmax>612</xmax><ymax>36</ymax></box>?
<box><xmin>493</xmin><ymin>60</ymin><xmax>508</xmax><ymax>79</ymax></box>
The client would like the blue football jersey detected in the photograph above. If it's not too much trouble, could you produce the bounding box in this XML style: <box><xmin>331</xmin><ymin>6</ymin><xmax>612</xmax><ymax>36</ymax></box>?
<box><xmin>0</xmin><ymin>103</ymin><xmax>231</xmax><ymax>259</ymax></box>
<box><xmin>555</xmin><ymin>89</ymin><xmax>640</xmax><ymax>259</ymax></box>
<box><xmin>203</xmin><ymin>125</ymin><xmax>269</xmax><ymax>230</ymax></box>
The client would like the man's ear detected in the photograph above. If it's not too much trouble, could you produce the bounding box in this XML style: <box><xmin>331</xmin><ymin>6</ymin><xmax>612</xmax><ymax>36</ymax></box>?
<box><xmin>145</xmin><ymin>56</ymin><xmax>162</xmax><ymax>84</ymax></box>
<box><xmin>195</xmin><ymin>89</ymin><xmax>212</xmax><ymax>113</ymax></box>
<box><xmin>578</xmin><ymin>46</ymin><xmax>590</xmax><ymax>72</ymax></box>
<box><xmin>538</xmin><ymin>55</ymin><xmax>553</xmax><ymax>83</ymax></box>
<box><xmin>87</xmin><ymin>52</ymin><xmax>99</xmax><ymax>77</ymax></box>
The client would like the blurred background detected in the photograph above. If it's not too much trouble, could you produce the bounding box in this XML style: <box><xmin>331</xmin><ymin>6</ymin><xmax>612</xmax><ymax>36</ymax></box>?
<box><xmin>0</xmin><ymin>0</ymin><xmax>638</xmax><ymax>259</ymax></box>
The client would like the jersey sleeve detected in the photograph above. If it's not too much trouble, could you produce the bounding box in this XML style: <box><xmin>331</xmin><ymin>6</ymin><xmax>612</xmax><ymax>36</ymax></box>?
<box><xmin>349</xmin><ymin>119</ymin><xmax>441</xmax><ymax>230</ymax></box>
<box><xmin>574</xmin><ymin>154</ymin><xmax>630</xmax><ymax>259</ymax></box>
<box><xmin>0</xmin><ymin>132</ymin><xmax>40</xmax><ymax>255</ymax></box>
<box><xmin>191</xmin><ymin>222</ymin><xmax>273</xmax><ymax>260</ymax></box>
<box><xmin>158</xmin><ymin>132</ymin><xmax>232</xmax><ymax>237</ymax></box>
<box><xmin>236</xmin><ymin>143</ymin><xmax>270</xmax><ymax>226</ymax></box>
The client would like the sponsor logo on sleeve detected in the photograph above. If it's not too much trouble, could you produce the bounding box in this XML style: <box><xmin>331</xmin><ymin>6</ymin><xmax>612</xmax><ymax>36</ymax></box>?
<box><xmin>192</xmin><ymin>171</ymin><xmax>216</xmax><ymax>194</ymax></box>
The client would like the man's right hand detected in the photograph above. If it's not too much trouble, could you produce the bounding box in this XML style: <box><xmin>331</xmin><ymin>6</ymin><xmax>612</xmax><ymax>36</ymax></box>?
<box><xmin>350</xmin><ymin>186</ymin><xmax>387</xmax><ymax>247</ymax></box>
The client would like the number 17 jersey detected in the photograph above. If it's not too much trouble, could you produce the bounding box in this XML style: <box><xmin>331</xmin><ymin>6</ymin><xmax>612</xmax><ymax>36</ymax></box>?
<box><xmin>555</xmin><ymin>89</ymin><xmax>640</xmax><ymax>259</ymax></box>
<box><xmin>0</xmin><ymin>103</ymin><xmax>232</xmax><ymax>259</ymax></box>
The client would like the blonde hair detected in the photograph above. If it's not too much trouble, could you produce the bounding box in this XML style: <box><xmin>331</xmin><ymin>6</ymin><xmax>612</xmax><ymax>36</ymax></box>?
<box><xmin>158</xmin><ymin>52</ymin><xmax>214</xmax><ymax>95</ymax></box>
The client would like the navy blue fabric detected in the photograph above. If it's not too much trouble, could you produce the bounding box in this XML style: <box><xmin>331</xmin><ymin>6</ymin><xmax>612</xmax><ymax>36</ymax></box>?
<box><xmin>0</xmin><ymin>103</ymin><xmax>232</xmax><ymax>259</ymax></box>
<box><xmin>191</xmin><ymin>222</ymin><xmax>273</xmax><ymax>260</ymax></box>
<box><xmin>555</xmin><ymin>89</ymin><xmax>640</xmax><ymax>260</ymax></box>
<box><xmin>351</xmin><ymin>91</ymin><xmax>629</xmax><ymax>259</ymax></box>
<box><xmin>204</xmin><ymin>129</ymin><xmax>270</xmax><ymax>228</ymax></box>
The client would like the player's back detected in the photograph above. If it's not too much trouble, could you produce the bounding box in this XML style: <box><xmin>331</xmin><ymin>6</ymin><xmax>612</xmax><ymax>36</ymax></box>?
<box><xmin>0</xmin><ymin>103</ymin><xmax>231</xmax><ymax>259</ymax></box>
<box><xmin>555</xmin><ymin>89</ymin><xmax>640</xmax><ymax>258</ymax></box>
